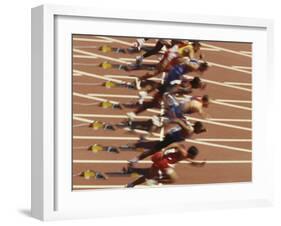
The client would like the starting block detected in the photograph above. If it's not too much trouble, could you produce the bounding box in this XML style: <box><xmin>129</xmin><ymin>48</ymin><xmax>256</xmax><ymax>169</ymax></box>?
<box><xmin>90</xmin><ymin>120</ymin><xmax>104</xmax><ymax>130</ymax></box>
<box><xmin>81</xmin><ymin>170</ymin><xmax>108</xmax><ymax>180</ymax></box>
<box><xmin>100</xmin><ymin>61</ymin><xmax>112</xmax><ymax>69</ymax></box>
<box><xmin>100</xmin><ymin>101</ymin><xmax>113</xmax><ymax>108</ymax></box>
<box><xmin>89</xmin><ymin>144</ymin><xmax>103</xmax><ymax>153</ymax></box>
<box><xmin>104</xmin><ymin>81</ymin><xmax>116</xmax><ymax>88</ymax></box>
<box><xmin>130</xmin><ymin>172</ymin><xmax>140</xmax><ymax>178</ymax></box>
<box><xmin>99</xmin><ymin>45</ymin><xmax>112</xmax><ymax>53</ymax></box>
<box><xmin>83</xmin><ymin>170</ymin><xmax>96</xmax><ymax>180</ymax></box>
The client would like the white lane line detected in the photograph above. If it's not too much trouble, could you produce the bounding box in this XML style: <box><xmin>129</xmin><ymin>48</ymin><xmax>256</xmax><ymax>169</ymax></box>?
<box><xmin>209</xmin><ymin>118</ymin><xmax>251</xmax><ymax>122</ymax></box>
<box><xmin>208</xmin><ymin>61</ymin><xmax>251</xmax><ymax>74</ymax></box>
<box><xmin>73</xmin><ymin>38</ymin><xmax>112</xmax><ymax>43</ymax></box>
<box><xmin>73</xmin><ymin>63</ymin><xmax>100</xmax><ymax>66</ymax></box>
<box><xmin>232</xmin><ymin>66</ymin><xmax>252</xmax><ymax>70</ymax></box>
<box><xmin>201</xmin><ymin>77</ymin><xmax>252</xmax><ymax>92</ymax></box>
<box><xmin>224</xmin><ymin>82</ymin><xmax>252</xmax><ymax>87</ymax></box>
<box><xmin>210</xmin><ymin>100</ymin><xmax>251</xmax><ymax>111</ymax></box>
<box><xmin>73</xmin><ymin>48</ymin><xmax>130</xmax><ymax>64</ymax></box>
<box><xmin>73</xmin><ymin>92</ymin><xmax>119</xmax><ymax>104</ymax></box>
<box><xmin>201</xmin><ymin>42</ymin><xmax>252</xmax><ymax>58</ymax></box>
<box><xmin>73</xmin><ymin>54</ymin><xmax>97</xmax><ymax>59</ymax></box>
<box><xmin>88</xmin><ymin>93</ymin><xmax>152</xmax><ymax>99</ymax></box>
<box><xmin>185</xmin><ymin>139</ymin><xmax>251</xmax><ymax>152</ymax></box>
<box><xmin>73</xmin><ymin>69</ymin><xmax>127</xmax><ymax>85</ymax></box>
<box><xmin>119</xmin><ymin>58</ymin><xmax>158</xmax><ymax>63</ymax></box>
<box><xmin>73</xmin><ymin>46</ymin><xmax>98</xmax><ymax>49</ymax></box>
<box><xmin>74</xmin><ymin>113</ymin><xmax>152</xmax><ymax>120</ymax></box>
<box><xmin>73</xmin><ymin>136</ymin><xmax>251</xmax><ymax>152</ymax></box>
<box><xmin>240</xmin><ymin>50</ymin><xmax>252</xmax><ymax>55</ymax></box>
<box><xmin>97</xmin><ymin>36</ymin><xmax>132</xmax><ymax>45</ymax></box>
<box><xmin>215</xmin><ymin>99</ymin><xmax>252</xmax><ymax>104</ymax></box>
<box><xmin>196</xmin><ymin>138</ymin><xmax>251</xmax><ymax>142</ymax></box>
<box><xmin>73</xmin><ymin>116</ymin><xmax>92</xmax><ymax>123</ymax></box>
<box><xmin>185</xmin><ymin>116</ymin><xmax>252</xmax><ymax>131</ymax></box>
<box><xmin>73</xmin><ymin>123</ymin><xmax>89</xmax><ymax>128</ymax></box>
<box><xmin>73</xmin><ymin>185</ymin><xmax>156</xmax><ymax>189</ymax></box>
<box><xmin>94</xmin><ymin>37</ymin><xmax>251</xmax><ymax>74</ymax></box>
<box><xmin>73</xmin><ymin>160</ymin><xmax>252</xmax><ymax>164</ymax></box>
<box><xmin>73</xmin><ymin>135</ymin><xmax>159</xmax><ymax>141</ymax></box>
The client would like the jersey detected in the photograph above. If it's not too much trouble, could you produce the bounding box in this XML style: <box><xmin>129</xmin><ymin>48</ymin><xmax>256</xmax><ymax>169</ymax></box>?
<box><xmin>151</xmin><ymin>149</ymin><xmax>183</xmax><ymax>170</ymax></box>
<box><xmin>164</xmin><ymin>93</ymin><xmax>185</xmax><ymax>120</ymax></box>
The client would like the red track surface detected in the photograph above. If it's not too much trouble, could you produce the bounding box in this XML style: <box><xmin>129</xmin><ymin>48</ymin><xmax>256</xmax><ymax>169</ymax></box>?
<box><xmin>72</xmin><ymin>35</ymin><xmax>252</xmax><ymax>190</ymax></box>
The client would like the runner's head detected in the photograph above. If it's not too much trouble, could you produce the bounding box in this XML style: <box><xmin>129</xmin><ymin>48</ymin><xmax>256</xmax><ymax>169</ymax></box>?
<box><xmin>192</xmin><ymin>41</ymin><xmax>201</xmax><ymax>52</ymax></box>
<box><xmin>198</xmin><ymin>61</ymin><xmax>208</xmax><ymax>73</ymax></box>
<box><xmin>187</xmin><ymin>146</ymin><xmax>199</xmax><ymax>159</ymax></box>
<box><xmin>190</xmin><ymin>76</ymin><xmax>206</xmax><ymax>89</ymax></box>
<box><xmin>193</xmin><ymin>121</ymin><xmax>207</xmax><ymax>134</ymax></box>
<box><xmin>202</xmin><ymin>95</ymin><xmax>210</xmax><ymax>107</ymax></box>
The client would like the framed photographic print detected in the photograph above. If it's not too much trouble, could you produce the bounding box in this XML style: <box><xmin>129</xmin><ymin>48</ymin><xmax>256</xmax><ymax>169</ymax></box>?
<box><xmin>31</xmin><ymin>4</ymin><xmax>274</xmax><ymax>221</ymax></box>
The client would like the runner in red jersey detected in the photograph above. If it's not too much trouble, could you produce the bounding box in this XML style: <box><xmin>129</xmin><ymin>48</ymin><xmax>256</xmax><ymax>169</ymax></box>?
<box><xmin>125</xmin><ymin>143</ymin><xmax>205</xmax><ymax>187</ymax></box>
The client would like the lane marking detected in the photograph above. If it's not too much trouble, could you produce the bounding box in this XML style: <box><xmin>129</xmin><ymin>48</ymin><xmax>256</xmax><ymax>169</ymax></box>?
<box><xmin>73</xmin><ymin>48</ymin><xmax>130</xmax><ymax>64</ymax></box>
<box><xmin>208</xmin><ymin>61</ymin><xmax>251</xmax><ymax>74</ymax></box>
<box><xmin>232</xmin><ymin>66</ymin><xmax>252</xmax><ymax>70</ymax></box>
<box><xmin>74</xmin><ymin>135</ymin><xmax>158</xmax><ymax>141</ymax></box>
<box><xmin>73</xmin><ymin>38</ymin><xmax>112</xmax><ymax>43</ymax></box>
<box><xmin>196</xmin><ymin>138</ymin><xmax>251</xmax><ymax>142</ymax></box>
<box><xmin>210</xmin><ymin>100</ymin><xmax>251</xmax><ymax>111</ymax></box>
<box><xmin>74</xmin><ymin>92</ymin><xmax>118</xmax><ymax>105</ymax></box>
<box><xmin>73</xmin><ymin>185</ymin><xmax>158</xmax><ymax>189</ymax></box>
<box><xmin>215</xmin><ymin>99</ymin><xmax>252</xmax><ymax>104</ymax></box>
<box><xmin>224</xmin><ymin>82</ymin><xmax>252</xmax><ymax>87</ymax></box>
<box><xmin>73</xmin><ymin>69</ymin><xmax>127</xmax><ymax>85</ymax></box>
<box><xmin>73</xmin><ymin>116</ymin><xmax>92</xmax><ymax>123</ymax></box>
<box><xmin>185</xmin><ymin>139</ymin><xmax>251</xmax><ymax>152</ymax></box>
<box><xmin>73</xmin><ymin>46</ymin><xmax>98</xmax><ymax>48</ymax></box>
<box><xmin>240</xmin><ymin>50</ymin><xmax>252</xmax><ymax>55</ymax></box>
<box><xmin>200</xmin><ymin>42</ymin><xmax>252</xmax><ymax>58</ymax></box>
<box><xmin>73</xmin><ymin>123</ymin><xmax>89</xmax><ymax>128</ymax></box>
<box><xmin>88</xmin><ymin>93</ymin><xmax>152</xmax><ymax>99</ymax></box>
<box><xmin>185</xmin><ymin>116</ymin><xmax>251</xmax><ymax>132</ymax></box>
<box><xmin>119</xmin><ymin>58</ymin><xmax>158</xmax><ymax>63</ymax></box>
<box><xmin>73</xmin><ymin>160</ymin><xmax>252</xmax><ymax>164</ymax></box>
<box><xmin>209</xmin><ymin>118</ymin><xmax>251</xmax><ymax>122</ymax></box>
<box><xmin>73</xmin><ymin>54</ymin><xmax>97</xmax><ymax>59</ymax></box>
<box><xmin>74</xmin><ymin>113</ymin><xmax>152</xmax><ymax>120</ymax></box>
<box><xmin>73</xmin><ymin>135</ymin><xmax>251</xmax><ymax>152</ymax></box>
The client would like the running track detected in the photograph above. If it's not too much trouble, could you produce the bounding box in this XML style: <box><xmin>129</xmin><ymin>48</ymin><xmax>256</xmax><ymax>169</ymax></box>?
<box><xmin>72</xmin><ymin>35</ymin><xmax>252</xmax><ymax>190</ymax></box>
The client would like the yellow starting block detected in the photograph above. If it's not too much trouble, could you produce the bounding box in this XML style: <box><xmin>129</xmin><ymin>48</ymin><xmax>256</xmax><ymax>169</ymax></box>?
<box><xmin>89</xmin><ymin>144</ymin><xmax>103</xmax><ymax>153</ymax></box>
<box><xmin>101</xmin><ymin>101</ymin><xmax>113</xmax><ymax>108</ymax></box>
<box><xmin>91</xmin><ymin>120</ymin><xmax>104</xmax><ymax>130</ymax></box>
<box><xmin>100</xmin><ymin>61</ymin><xmax>112</xmax><ymax>69</ymax></box>
<box><xmin>83</xmin><ymin>170</ymin><xmax>96</xmax><ymax>180</ymax></box>
<box><xmin>130</xmin><ymin>172</ymin><xmax>140</xmax><ymax>178</ymax></box>
<box><xmin>104</xmin><ymin>81</ymin><xmax>116</xmax><ymax>88</ymax></box>
<box><xmin>100</xmin><ymin>45</ymin><xmax>112</xmax><ymax>53</ymax></box>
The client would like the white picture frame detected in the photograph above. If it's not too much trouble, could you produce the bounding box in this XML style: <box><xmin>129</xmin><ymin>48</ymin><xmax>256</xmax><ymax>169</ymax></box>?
<box><xmin>31</xmin><ymin>4</ymin><xmax>274</xmax><ymax>221</ymax></box>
